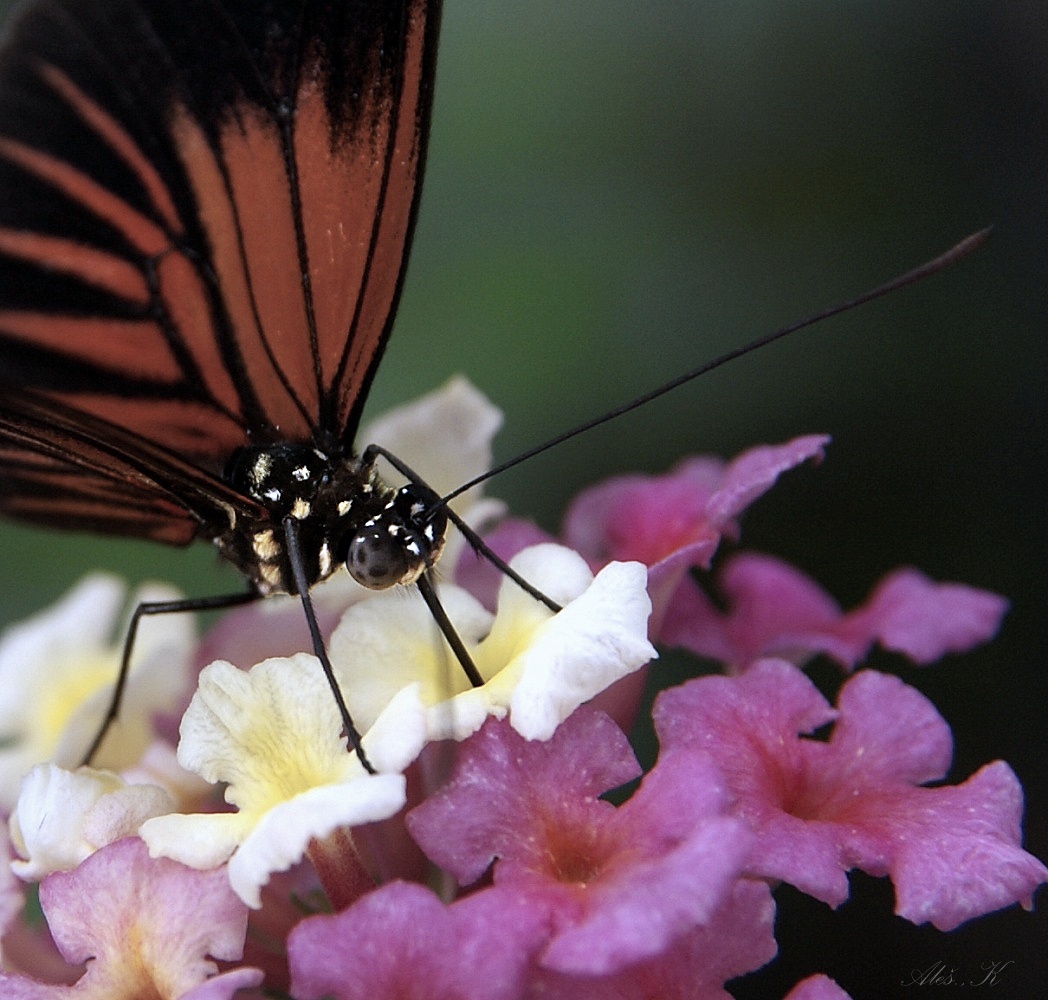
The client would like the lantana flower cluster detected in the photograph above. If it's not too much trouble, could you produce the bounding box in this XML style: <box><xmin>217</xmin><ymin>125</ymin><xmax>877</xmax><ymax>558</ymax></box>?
<box><xmin>0</xmin><ymin>378</ymin><xmax>1042</xmax><ymax>999</ymax></box>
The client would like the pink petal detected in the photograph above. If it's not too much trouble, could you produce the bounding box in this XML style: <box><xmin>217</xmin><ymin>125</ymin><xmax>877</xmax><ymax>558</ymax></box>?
<box><xmin>563</xmin><ymin>459</ymin><xmax>727</xmax><ymax>567</ymax></box>
<box><xmin>408</xmin><ymin>711</ymin><xmax>642</xmax><ymax>886</ymax></box>
<box><xmin>843</xmin><ymin>761</ymin><xmax>1048</xmax><ymax>930</ymax></box>
<box><xmin>660</xmin><ymin>553</ymin><xmax>846</xmax><ymax>665</ymax></box>
<box><xmin>288</xmin><ymin>881</ymin><xmax>546</xmax><ymax>1000</ymax></box>
<box><xmin>654</xmin><ymin>660</ymin><xmax>850</xmax><ymax>904</ymax></box>
<box><xmin>529</xmin><ymin>878</ymin><xmax>777</xmax><ymax>999</ymax></box>
<box><xmin>784</xmin><ymin>975</ymin><xmax>854</xmax><ymax>1000</ymax></box>
<box><xmin>38</xmin><ymin>838</ymin><xmax>255</xmax><ymax>996</ymax></box>
<box><xmin>661</xmin><ymin>553</ymin><xmax>1008</xmax><ymax>671</ymax></box>
<box><xmin>654</xmin><ymin>663</ymin><xmax>1048</xmax><ymax>926</ymax></box>
<box><xmin>828</xmin><ymin>669</ymin><xmax>952</xmax><ymax>785</ymax></box>
<box><xmin>562</xmin><ymin>437</ymin><xmax>829</xmax><ymax>570</ymax></box>
<box><xmin>840</xmin><ymin>568</ymin><xmax>1008</xmax><ymax>663</ymax></box>
<box><xmin>412</xmin><ymin>710</ymin><xmax>754</xmax><ymax>976</ymax></box>
<box><xmin>703</xmin><ymin>435</ymin><xmax>830</xmax><ymax>526</ymax></box>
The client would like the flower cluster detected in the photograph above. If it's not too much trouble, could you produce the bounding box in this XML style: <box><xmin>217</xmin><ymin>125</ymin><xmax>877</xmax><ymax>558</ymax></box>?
<box><xmin>0</xmin><ymin>379</ymin><xmax>1041</xmax><ymax>999</ymax></box>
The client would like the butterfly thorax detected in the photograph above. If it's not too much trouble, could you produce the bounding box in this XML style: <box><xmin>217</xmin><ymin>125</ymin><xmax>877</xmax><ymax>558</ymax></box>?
<box><xmin>220</xmin><ymin>443</ymin><xmax>447</xmax><ymax>597</ymax></box>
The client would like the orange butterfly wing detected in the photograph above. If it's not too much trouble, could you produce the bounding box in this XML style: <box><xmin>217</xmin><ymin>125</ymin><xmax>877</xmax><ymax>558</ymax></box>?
<box><xmin>0</xmin><ymin>0</ymin><xmax>440</xmax><ymax>542</ymax></box>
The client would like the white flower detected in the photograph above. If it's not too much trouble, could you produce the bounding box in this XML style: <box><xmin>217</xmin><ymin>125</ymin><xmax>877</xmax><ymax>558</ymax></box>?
<box><xmin>361</xmin><ymin>374</ymin><xmax>503</xmax><ymax>506</ymax></box>
<box><xmin>330</xmin><ymin>544</ymin><xmax>657</xmax><ymax>742</ymax></box>
<box><xmin>8</xmin><ymin>763</ymin><xmax>173</xmax><ymax>881</ymax></box>
<box><xmin>141</xmin><ymin>653</ymin><xmax>427</xmax><ymax>907</ymax></box>
<box><xmin>0</xmin><ymin>574</ymin><xmax>194</xmax><ymax>808</ymax></box>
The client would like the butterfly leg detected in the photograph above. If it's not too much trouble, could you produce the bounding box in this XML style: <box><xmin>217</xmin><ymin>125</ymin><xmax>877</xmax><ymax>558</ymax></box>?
<box><xmin>416</xmin><ymin>571</ymin><xmax>484</xmax><ymax>687</ymax></box>
<box><xmin>442</xmin><ymin>506</ymin><xmax>561</xmax><ymax>613</ymax></box>
<box><xmin>82</xmin><ymin>589</ymin><xmax>259</xmax><ymax>766</ymax></box>
<box><xmin>283</xmin><ymin>517</ymin><xmax>375</xmax><ymax>774</ymax></box>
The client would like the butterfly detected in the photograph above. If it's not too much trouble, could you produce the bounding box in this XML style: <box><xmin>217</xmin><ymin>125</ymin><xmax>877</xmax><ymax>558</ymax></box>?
<box><xmin>0</xmin><ymin>0</ymin><xmax>456</xmax><ymax>762</ymax></box>
<box><xmin>0</xmin><ymin>0</ymin><xmax>990</xmax><ymax>770</ymax></box>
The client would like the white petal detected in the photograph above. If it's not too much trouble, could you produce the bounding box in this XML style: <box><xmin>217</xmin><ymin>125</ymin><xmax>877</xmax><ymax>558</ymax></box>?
<box><xmin>360</xmin><ymin>376</ymin><xmax>503</xmax><ymax>503</ymax></box>
<box><xmin>0</xmin><ymin>575</ymin><xmax>124</xmax><ymax>733</ymax></box>
<box><xmin>150</xmin><ymin>656</ymin><xmax>426</xmax><ymax>907</ymax></box>
<box><xmin>227</xmin><ymin>774</ymin><xmax>407</xmax><ymax>907</ymax></box>
<box><xmin>177</xmin><ymin>655</ymin><xmax>362</xmax><ymax>799</ymax></box>
<box><xmin>0</xmin><ymin>575</ymin><xmax>193</xmax><ymax>798</ymax></box>
<box><xmin>425</xmin><ymin>545</ymin><xmax>656</xmax><ymax>742</ymax></box>
<box><xmin>509</xmin><ymin>560</ymin><xmax>657</xmax><ymax>739</ymax></box>
<box><xmin>141</xmin><ymin>810</ymin><xmax>249</xmax><ymax>871</ymax></box>
<box><xmin>358</xmin><ymin>684</ymin><xmax>429</xmax><ymax>774</ymax></box>
<box><xmin>330</xmin><ymin>586</ymin><xmax>492</xmax><ymax>732</ymax></box>
<box><xmin>426</xmin><ymin>688</ymin><xmax>501</xmax><ymax>742</ymax></box>
<box><xmin>9</xmin><ymin>764</ymin><xmax>172</xmax><ymax>880</ymax></box>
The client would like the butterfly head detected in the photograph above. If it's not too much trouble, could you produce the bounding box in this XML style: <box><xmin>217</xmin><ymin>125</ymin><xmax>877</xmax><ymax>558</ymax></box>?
<box><xmin>344</xmin><ymin>483</ymin><xmax>448</xmax><ymax>590</ymax></box>
<box><xmin>223</xmin><ymin>443</ymin><xmax>446</xmax><ymax>595</ymax></box>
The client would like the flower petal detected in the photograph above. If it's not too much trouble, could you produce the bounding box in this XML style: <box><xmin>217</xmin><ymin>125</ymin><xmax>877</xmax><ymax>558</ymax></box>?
<box><xmin>0</xmin><ymin>838</ymin><xmax>259</xmax><ymax>998</ymax></box>
<box><xmin>9</xmin><ymin>764</ymin><xmax>173</xmax><ymax>881</ymax></box>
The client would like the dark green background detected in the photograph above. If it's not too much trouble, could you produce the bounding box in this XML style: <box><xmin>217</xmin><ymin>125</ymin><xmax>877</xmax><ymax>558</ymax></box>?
<box><xmin>0</xmin><ymin>2</ymin><xmax>1044</xmax><ymax>996</ymax></box>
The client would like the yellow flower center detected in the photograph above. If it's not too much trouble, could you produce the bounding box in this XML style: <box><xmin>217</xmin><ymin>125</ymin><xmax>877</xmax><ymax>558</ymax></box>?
<box><xmin>34</xmin><ymin>651</ymin><xmax>117</xmax><ymax>754</ymax></box>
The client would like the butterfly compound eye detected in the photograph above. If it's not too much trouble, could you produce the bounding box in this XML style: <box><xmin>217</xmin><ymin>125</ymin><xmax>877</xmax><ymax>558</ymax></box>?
<box><xmin>344</xmin><ymin>484</ymin><xmax>447</xmax><ymax>590</ymax></box>
<box><xmin>346</xmin><ymin>523</ymin><xmax>418</xmax><ymax>589</ymax></box>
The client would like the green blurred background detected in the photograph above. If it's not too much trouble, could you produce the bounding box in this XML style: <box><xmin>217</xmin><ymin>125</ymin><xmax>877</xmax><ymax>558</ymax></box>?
<box><xmin>0</xmin><ymin>1</ymin><xmax>1045</xmax><ymax>994</ymax></box>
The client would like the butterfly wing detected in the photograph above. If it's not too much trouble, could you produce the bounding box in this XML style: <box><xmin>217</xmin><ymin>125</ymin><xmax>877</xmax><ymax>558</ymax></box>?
<box><xmin>0</xmin><ymin>0</ymin><xmax>441</xmax><ymax>541</ymax></box>
<box><xmin>0</xmin><ymin>386</ymin><xmax>262</xmax><ymax>543</ymax></box>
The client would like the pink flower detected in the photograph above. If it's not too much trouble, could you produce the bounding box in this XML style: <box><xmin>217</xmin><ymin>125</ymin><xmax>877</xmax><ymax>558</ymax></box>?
<box><xmin>408</xmin><ymin>709</ymin><xmax>755</xmax><ymax>976</ymax></box>
<box><xmin>288</xmin><ymin>881</ymin><xmax>546</xmax><ymax>1000</ymax></box>
<box><xmin>661</xmin><ymin>552</ymin><xmax>1008</xmax><ymax>671</ymax></box>
<box><xmin>457</xmin><ymin>436</ymin><xmax>829</xmax><ymax>630</ymax></box>
<box><xmin>562</xmin><ymin>436</ymin><xmax>830</xmax><ymax>569</ymax></box>
<box><xmin>527</xmin><ymin>878</ymin><xmax>777</xmax><ymax>999</ymax></box>
<box><xmin>654</xmin><ymin>660</ymin><xmax>1048</xmax><ymax>929</ymax></box>
<box><xmin>784</xmin><ymin>975</ymin><xmax>854</xmax><ymax>1000</ymax></box>
<box><xmin>0</xmin><ymin>837</ymin><xmax>261</xmax><ymax>998</ymax></box>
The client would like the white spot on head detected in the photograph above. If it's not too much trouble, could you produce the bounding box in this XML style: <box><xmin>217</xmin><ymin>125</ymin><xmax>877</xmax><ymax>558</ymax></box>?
<box><xmin>291</xmin><ymin>498</ymin><xmax>311</xmax><ymax>519</ymax></box>
<box><xmin>264</xmin><ymin>487</ymin><xmax>282</xmax><ymax>503</ymax></box>
<box><xmin>338</xmin><ymin>500</ymin><xmax>352</xmax><ymax>516</ymax></box>
<box><xmin>292</xmin><ymin>465</ymin><xmax>311</xmax><ymax>482</ymax></box>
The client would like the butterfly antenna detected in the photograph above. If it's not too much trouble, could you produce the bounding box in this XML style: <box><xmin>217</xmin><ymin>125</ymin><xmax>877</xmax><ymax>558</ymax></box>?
<box><xmin>441</xmin><ymin>227</ymin><xmax>991</xmax><ymax>507</ymax></box>
<box><xmin>363</xmin><ymin>443</ymin><xmax>562</xmax><ymax>611</ymax></box>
